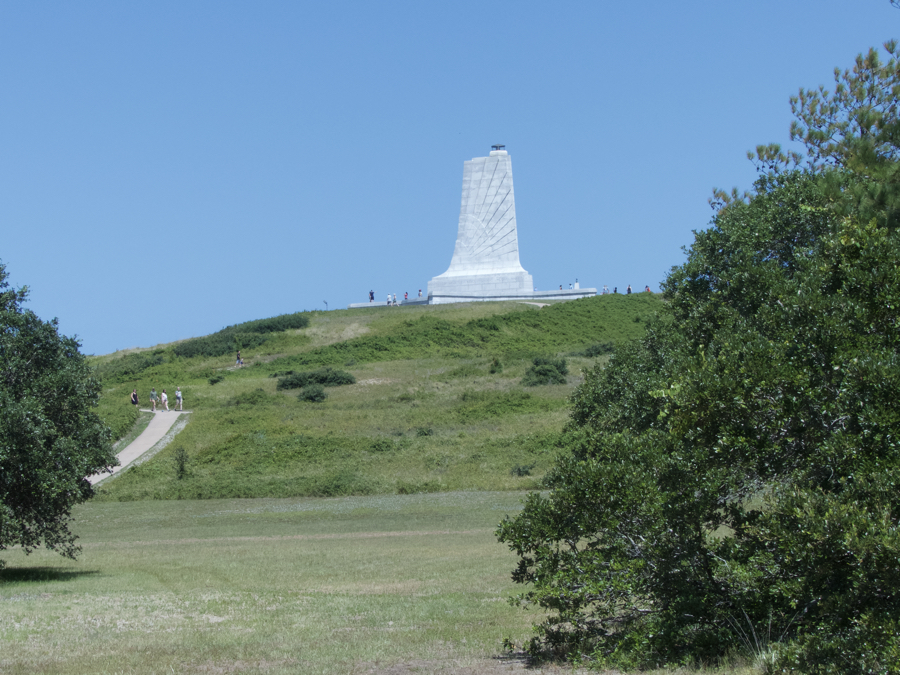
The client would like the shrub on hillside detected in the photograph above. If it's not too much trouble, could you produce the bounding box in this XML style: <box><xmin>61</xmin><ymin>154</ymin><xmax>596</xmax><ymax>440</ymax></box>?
<box><xmin>95</xmin><ymin>351</ymin><xmax>165</xmax><ymax>381</ymax></box>
<box><xmin>489</xmin><ymin>357</ymin><xmax>503</xmax><ymax>373</ymax></box>
<box><xmin>229</xmin><ymin>388</ymin><xmax>270</xmax><ymax>406</ymax></box>
<box><xmin>369</xmin><ymin>438</ymin><xmax>394</xmax><ymax>453</ymax></box>
<box><xmin>522</xmin><ymin>356</ymin><xmax>568</xmax><ymax>386</ymax></box>
<box><xmin>455</xmin><ymin>389</ymin><xmax>551</xmax><ymax>421</ymax></box>
<box><xmin>297</xmin><ymin>384</ymin><xmax>326</xmax><ymax>402</ymax></box>
<box><xmin>276</xmin><ymin>367</ymin><xmax>355</xmax><ymax>390</ymax></box>
<box><xmin>172</xmin><ymin>312</ymin><xmax>310</xmax><ymax>359</ymax></box>
<box><xmin>224</xmin><ymin>313</ymin><xmax>309</xmax><ymax>335</ymax></box>
<box><xmin>173</xmin><ymin>332</ymin><xmax>267</xmax><ymax>359</ymax></box>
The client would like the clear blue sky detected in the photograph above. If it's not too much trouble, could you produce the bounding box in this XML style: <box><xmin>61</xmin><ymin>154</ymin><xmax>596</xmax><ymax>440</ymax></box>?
<box><xmin>1</xmin><ymin>1</ymin><xmax>895</xmax><ymax>355</ymax></box>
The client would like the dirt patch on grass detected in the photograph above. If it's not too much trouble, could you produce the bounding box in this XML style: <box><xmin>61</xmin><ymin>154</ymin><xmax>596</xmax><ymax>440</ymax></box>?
<box><xmin>192</xmin><ymin>658</ymin><xmax>299</xmax><ymax>673</ymax></box>
<box><xmin>352</xmin><ymin>655</ymin><xmax>592</xmax><ymax>673</ymax></box>
<box><xmin>357</xmin><ymin>378</ymin><xmax>394</xmax><ymax>385</ymax></box>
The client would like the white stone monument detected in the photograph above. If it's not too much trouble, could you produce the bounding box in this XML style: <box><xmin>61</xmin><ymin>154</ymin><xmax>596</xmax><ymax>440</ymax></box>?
<box><xmin>346</xmin><ymin>145</ymin><xmax>597</xmax><ymax>310</ymax></box>
<box><xmin>427</xmin><ymin>146</ymin><xmax>535</xmax><ymax>303</ymax></box>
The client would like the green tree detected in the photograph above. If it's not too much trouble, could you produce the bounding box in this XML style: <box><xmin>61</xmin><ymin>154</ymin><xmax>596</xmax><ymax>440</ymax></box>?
<box><xmin>498</xmin><ymin>166</ymin><xmax>900</xmax><ymax>672</ymax></box>
<box><xmin>0</xmin><ymin>263</ymin><xmax>116</xmax><ymax>567</ymax></box>
<box><xmin>499</xmin><ymin>28</ymin><xmax>900</xmax><ymax>666</ymax></box>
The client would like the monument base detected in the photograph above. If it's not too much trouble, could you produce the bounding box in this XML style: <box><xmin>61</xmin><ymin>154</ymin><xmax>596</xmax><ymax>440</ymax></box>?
<box><xmin>427</xmin><ymin>270</ymin><xmax>534</xmax><ymax>304</ymax></box>
<box><xmin>428</xmin><ymin>286</ymin><xmax>597</xmax><ymax>305</ymax></box>
<box><xmin>347</xmin><ymin>287</ymin><xmax>598</xmax><ymax>309</ymax></box>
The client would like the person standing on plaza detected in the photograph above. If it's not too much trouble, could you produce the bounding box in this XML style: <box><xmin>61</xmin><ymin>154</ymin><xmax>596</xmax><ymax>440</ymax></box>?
<box><xmin>150</xmin><ymin>387</ymin><xmax>158</xmax><ymax>412</ymax></box>
<box><xmin>175</xmin><ymin>387</ymin><xmax>183</xmax><ymax>411</ymax></box>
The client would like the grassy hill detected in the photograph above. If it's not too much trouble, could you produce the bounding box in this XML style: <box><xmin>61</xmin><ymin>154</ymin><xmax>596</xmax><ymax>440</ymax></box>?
<box><xmin>91</xmin><ymin>294</ymin><xmax>663</xmax><ymax>501</ymax></box>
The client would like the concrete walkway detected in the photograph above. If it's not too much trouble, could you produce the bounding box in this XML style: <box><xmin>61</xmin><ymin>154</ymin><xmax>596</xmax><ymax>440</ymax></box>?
<box><xmin>89</xmin><ymin>409</ymin><xmax>191</xmax><ymax>485</ymax></box>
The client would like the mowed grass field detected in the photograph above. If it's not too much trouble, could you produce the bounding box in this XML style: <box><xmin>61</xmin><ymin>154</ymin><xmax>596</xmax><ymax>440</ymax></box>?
<box><xmin>0</xmin><ymin>493</ymin><xmax>754</xmax><ymax>675</ymax></box>
<box><xmin>0</xmin><ymin>492</ymin><xmax>557</xmax><ymax>674</ymax></box>
<box><xmin>1</xmin><ymin>296</ymin><xmax>759</xmax><ymax>674</ymax></box>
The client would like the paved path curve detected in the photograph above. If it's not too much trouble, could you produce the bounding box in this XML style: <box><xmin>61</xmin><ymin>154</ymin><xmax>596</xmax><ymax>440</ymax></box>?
<box><xmin>89</xmin><ymin>409</ymin><xmax>191</xmax><ymax>485</ymax></box>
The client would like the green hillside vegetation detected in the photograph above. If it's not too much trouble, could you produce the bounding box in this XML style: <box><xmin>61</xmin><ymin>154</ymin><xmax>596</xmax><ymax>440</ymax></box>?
<box><xmin>91</xmin><ymin>293</ymin><xmax>662</xmax><ymax>501</ymax></box>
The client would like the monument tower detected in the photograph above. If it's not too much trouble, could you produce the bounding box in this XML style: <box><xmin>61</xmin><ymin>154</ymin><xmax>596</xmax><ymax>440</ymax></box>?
<box><xmin>427</xmin><ymin>145</ymin><xmax>534</xmax><ymax>303</ymax></box>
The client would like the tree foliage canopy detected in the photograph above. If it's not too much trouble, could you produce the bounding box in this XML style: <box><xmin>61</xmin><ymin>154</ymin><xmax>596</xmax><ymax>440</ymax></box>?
<box><xmin>499</xmin><ymin>34</ymin><xmax>900</xmax><ymax>674</ymax></box>
<box><xmin>0</xmin><ymin>263</ymin><xmax>116</xmax><ymax>566</ymax></box>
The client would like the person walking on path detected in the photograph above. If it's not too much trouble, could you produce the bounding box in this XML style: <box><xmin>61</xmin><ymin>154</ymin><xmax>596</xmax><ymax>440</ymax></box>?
<box><xmin>404</xmin><ymin>291</ymin><xmax>408</xmax><ymax>301</ymax></box>
<box><xmin>393</xmin><ymin>293</ymin><xmax>398</xmax><ymax>306</ymax></box>
<box><xmin>418</xmin><ymin>289</ymin><xmax>422</xmax><ymax>297</ymax></box>
<box><xmin>150</xmin><ymin>388</ymin><xmax>158</xmax><ymax>412</ymax></box>
<box><xmin>626</xmin><ymin>285</ymin><xmax>632</xmax><ymax>294</ymax></box>
<box><xmin>236</xmin><ymin>350</ymin><xmax>242</xmax><ymax>367</ymax></box>
<box><xmin>386</xmin><ymin>293</ymin><xmax>391</xmax><ymax>306</ymax></box>
<box><xmin>175</xmin><ymin>387</ymin><xmax>183</xmax><ymax>411</ymax></box>
<box><xmin>369</xmin><ymin>290</ymin><xmax>374</xmax><ymax>303</ymax></box>
<box><xmin>161</xmin><ymin>389</ymin><xmax>169</xmax><ymax>411</ymax></box>
<box><xmin>131</xmin><ymin>389</ymin><xmax>139</xmax><ymax>408</ymax></box>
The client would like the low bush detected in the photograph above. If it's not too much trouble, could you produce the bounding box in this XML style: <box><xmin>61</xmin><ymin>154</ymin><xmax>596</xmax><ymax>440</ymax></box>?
<box><xmin>174</xmin><ymin>332</ymin><xmax>267</xmax><ymax>359</ymax></box>
<box><xmin>172</xmin><ymin>312</ymin><xmax>310</xmax><ymax>359</ymax></box>
<box><xmin>522</xmin><ymin>356</ymin><xmax>568</xmax><ymax>386</ymax></box>
<box><xmin>298</xmin><ymin>384</ymin><xmax>326</xmax><ymax>402</ymax></box>
<box><xmin>94</xmin><ymin>351</ymin><xmax>165</xmax><ymax>382</ymax></box>
<box><xmin>510</xmin><ymin>463</ymin><xmax>536</xmax><ymax>476</ymax></box>
<box><xmin>229</xmin><ymin>388</ymin><xmax>270</xmax><ymax>406</ymax></box>
<box><xmin>208</xmin><ymin>374</ymin><xmax>225</xmax><ymax>385</ymax></box>
<box><xmin>224</xmin><ymin>312</ymin><xmax>309</xmax><ymax>335</ymax></box>
<box><xmin>455</xmin><ymin>389</ymin><xmax>553</xmax><ymax>421</ymax></box>
<box><xmin>276</xmin><ymin>367</ymin><xmax>355</xmax><ymax>390</ymax></box>
<box><xmin>369</xmin><ymin>438</ymin><xmax>394</xmax><ymax>453</ymax></box>
<box><xmin>489</xmin><ymin>357</ymin><xmax>503</xmax><ymax>373</ymax></box>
